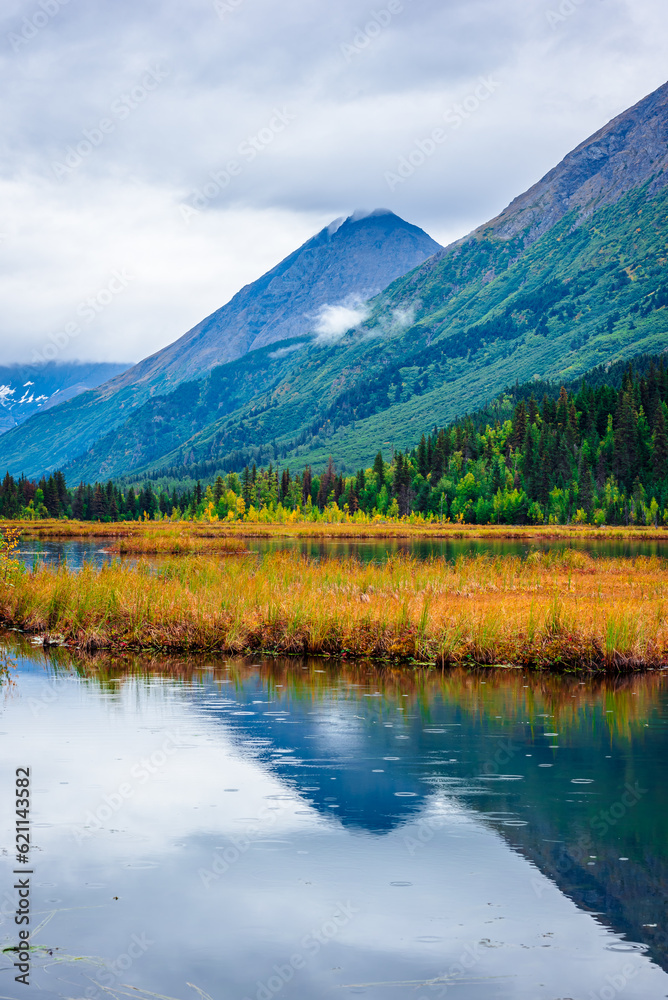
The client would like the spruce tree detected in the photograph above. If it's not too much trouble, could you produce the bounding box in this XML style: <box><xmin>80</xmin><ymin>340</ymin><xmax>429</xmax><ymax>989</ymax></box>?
<box><xmin>652</xmin><ymin>404</ymin><xmax>668</xmax><ymax>481</ymax></box>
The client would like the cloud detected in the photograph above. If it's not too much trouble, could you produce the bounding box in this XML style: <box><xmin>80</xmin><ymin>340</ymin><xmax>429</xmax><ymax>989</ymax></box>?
<box><xmin>362</xmin><ymin>302</ymin><xmax>420</xmax><ymax>344</ymax></box>
<box><xmin>392</xmin><ymin>305</ymin><xmax>417</xmax><ymax>331</ymax></box>
<box><xmin>0</xmin><ymin>0</ymin><xmax>666</xmax><ymax>362</ymax></box>
<box><xmin>269</xmin><ymin>343</ymin><xmax>306</xmax><ymax>359</ymax></box>
<box><xmin>312</xmin><ymin>300</ymin><xmax>370</xmax><ymax>345</ymax></box>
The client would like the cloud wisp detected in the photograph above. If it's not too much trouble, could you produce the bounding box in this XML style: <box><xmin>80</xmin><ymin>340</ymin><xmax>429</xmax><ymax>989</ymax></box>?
<box><xmin>312</xmin><ymin>299</ymin><xmax>371</xmax><ymax>345</ymax></box>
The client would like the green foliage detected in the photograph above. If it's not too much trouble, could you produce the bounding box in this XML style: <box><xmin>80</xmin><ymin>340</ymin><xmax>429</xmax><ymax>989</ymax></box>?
<box><xmin>3</xmin><ymin>354</ymin><xmax>668</xmax><ymax>527</ymax></box>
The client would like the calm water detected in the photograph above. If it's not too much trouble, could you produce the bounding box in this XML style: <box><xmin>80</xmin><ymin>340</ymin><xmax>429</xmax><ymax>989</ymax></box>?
<box><xmin>1</xmin><ymin>642</ymin><xmax>668</xmax><ymax>999</ymax></box>
<box><xmin>14</xmin><ymin>534</ymin><xmax>668</xmax><ymax>571</ymax></box>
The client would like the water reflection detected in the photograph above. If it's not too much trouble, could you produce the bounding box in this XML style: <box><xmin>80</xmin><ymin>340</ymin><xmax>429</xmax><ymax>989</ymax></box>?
<box><xmin>14</xmin><ymin>533</ymin><xmax>668</xmax><ymax>571</ymax></box>
<box><xmin>1</xmin><ymin>641</ymin><xmax>668</xmax><ymax>999</ymax></box>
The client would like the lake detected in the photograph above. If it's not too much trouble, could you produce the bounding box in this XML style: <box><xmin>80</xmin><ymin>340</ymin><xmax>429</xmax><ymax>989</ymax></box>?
<box><xmin>13</xmin><ymin>533</ymin><xmax>668</xmax><ymax>571</ymax></box>
<box><xmin>1</xmin><ymin>641</ymin><xmax>668</xmax><ymax>999</ymax></box>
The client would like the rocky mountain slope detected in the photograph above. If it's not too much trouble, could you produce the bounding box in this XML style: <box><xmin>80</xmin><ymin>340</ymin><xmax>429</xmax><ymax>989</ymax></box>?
<box><xmin>3</xmin><ymin>82</ymin><xmax>668</xmax><ymax>482</ymax></box>
<box><xmin>56</xmin><ymin>79</ymin><xmax>668</xmax><ymax>485</ymax></box>
<box><xmin>0</xmin><ymin>211</ymin><xmax>440</xmax><ymax>478</ymax></box>
<box><xmin>120</xmin><ymin>209</ymin><xmax>442</xmax><ymax>392</ymax></box>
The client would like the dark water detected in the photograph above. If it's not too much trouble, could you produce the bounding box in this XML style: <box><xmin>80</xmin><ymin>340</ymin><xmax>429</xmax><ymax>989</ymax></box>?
<box><xmin>1</xmin><ymin>642</ymin><xmax>668</xmax><ymax>999</ymax></box>
<box><xmin>14</xmin><ymin>534</ymin><xmax>668</xmax><ymax>571</ymax></box>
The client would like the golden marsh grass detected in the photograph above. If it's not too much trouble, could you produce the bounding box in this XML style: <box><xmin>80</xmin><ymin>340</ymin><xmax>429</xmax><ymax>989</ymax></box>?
<box><xmin>7</xmin><ymin>519</ymin><xmax>668</xmax><ymax>543</ymax></box>
<box><xmin>1</xmin><ymin>548</ymin><xmax>667</xmax><ymax>671</ymax></box>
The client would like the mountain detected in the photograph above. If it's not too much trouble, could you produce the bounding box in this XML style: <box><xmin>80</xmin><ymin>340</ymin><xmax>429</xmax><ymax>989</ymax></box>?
<box><xmin>52</xmin><ymin>79</ymin><xmax>668</xmax><ymax>486</ymax></box>
<box><xmin>0</xmin><ymin>362</ymin><xmax>129</xmax><ymax>435</ymax></box>
<box><xmin>0</xmin><ymin>211</ymin><xmax>441</xmax><ymax>479</ymax></box>
<box><xmin>117</xmin><ymin>208</ymin><xmax>442</xmax><ymax>391</ymax></box>
<box><xmin>477</xmin><ymin>79</ymin><xmax>668</xmax><ymax>245</ymax></box>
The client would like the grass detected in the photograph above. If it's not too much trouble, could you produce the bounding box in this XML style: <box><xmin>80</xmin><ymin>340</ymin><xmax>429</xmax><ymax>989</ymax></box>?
<box><xmin>112</xmin><ymin>534</ymin><xmax>247</xmax><ymax>555</ymax></box>
<box><xmin>6</xmin><ymin>518</ymin><xmax>668</xmax><ymax>542</ymax></box>
<box><xmin>1</xmin><ymin>547</ymin><xmax>667</xmax><ymax>671</ymax></box>
<box><xmin>7</xmin><ymin>520</ymin><xmax>251</xmax><ymax>544</ymax></box>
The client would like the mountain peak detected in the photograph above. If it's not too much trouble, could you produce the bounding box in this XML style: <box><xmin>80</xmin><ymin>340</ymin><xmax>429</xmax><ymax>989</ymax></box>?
<box><xmin>106</xmin><ymin>209</ymin><xmax>441</xmax><ymax>392</ymax></box>
<box><xmin>326</xmin><ymin>208</ymin><xmax>420</xmax><ymax>238</ymax></box>
<box><xmin>348</xmin><ymin>207</ymin><xmax>395</xmax><ymax>222</ymax></box>
<box><xmin>473</xmin><ymin>79</ymin><xmax>668</xmax><ymax>247</ymax></box>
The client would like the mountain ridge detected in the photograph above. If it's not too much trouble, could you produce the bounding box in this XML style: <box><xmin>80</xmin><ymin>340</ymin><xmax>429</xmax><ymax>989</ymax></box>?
<box><xmin>470</xmin><ymin>79</ymin><xmax>668</xmax><ymax>245</ymax></box>
<box><xmin>0</xmin><ymin>361</ymin><xmax>129</xmax><ymax>435</ymax></box>
<box><xmin>0</xmin><ymin>210</ymin><xmax>441</xmax><ymax>478</ymax></box>
<box><xmin>88</xmin><ymin>209</ymin><xmax>442</xmax><ymax>396</ymax></box>
<box><xmin>4</xmin><ymin>81</ymin><xmax>668</xmax><ymax>481</ymax></box>
<box><xmin>63</xmin><ymin>78</ymin><xmax>668</xmax><ymax>484</ymax></box>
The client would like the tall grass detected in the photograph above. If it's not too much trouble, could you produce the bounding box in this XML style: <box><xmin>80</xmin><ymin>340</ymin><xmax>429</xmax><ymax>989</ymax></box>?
<box><xmin>6</xmin><ymin>518</ymin><xmax>668</xmax><ymax>543</ymax></box>
<box><xmin>0</xmin><ymin>549</ymin><xmax>666</xmax><ymax>671</ymax></box>
<box><xmin>114</xmin><ymin>534</ymin><xmax>247</xmax><ymax>554</ymax></box>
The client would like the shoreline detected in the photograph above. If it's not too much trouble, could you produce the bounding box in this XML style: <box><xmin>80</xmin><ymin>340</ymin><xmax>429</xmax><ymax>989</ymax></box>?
<box><xmin>4</xmin><ymin>518</ymin><xmax>668</xmax><ymax>543</ymax></box>
<box><xmin>0</xmin><ymin>548</ymin><xmax>666</xmax><ymax>673</ymax></box>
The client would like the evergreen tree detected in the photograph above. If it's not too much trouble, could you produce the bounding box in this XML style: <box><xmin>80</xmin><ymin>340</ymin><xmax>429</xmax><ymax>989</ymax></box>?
<box><xmin>512</xmin><ymin>400</ymin><xmax>527</xmax><ymax>448</ymax></box>
<box><xmin>417</xmin><ymin>435</ymin><xmax>428</xmax><ymax>477</ymax></box>
<box><xmin>373</xmin><ymin>451</ymin><xmax>385</xmax><ymax>487</ymax></box>
<box><xmin>92</xmin><ymin>484</ymin><xmax>107</xmax><ymax>521</ymax></box>
<box><xmin>652</xmin><ymin>404</ymin><xmax>668</xmax><ymax>480</ymax></box>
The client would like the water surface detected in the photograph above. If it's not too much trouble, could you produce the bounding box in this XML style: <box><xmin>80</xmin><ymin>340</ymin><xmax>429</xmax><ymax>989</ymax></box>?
<box><xmin>1</xmin><ymin>644</ymin><xmax>668</xmax><ymax>998</ymax></box>
<box><xmin>14</xmin><ymin>534</ymin><xmax>668</xmax><ymax>571</ymax></box>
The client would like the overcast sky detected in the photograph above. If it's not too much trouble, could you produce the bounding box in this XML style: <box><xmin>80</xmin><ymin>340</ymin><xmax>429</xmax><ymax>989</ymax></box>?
<box><xmin>1</xmin><ymin>0</ymin><xmax>667</xmax><ymax>366</ymax></box>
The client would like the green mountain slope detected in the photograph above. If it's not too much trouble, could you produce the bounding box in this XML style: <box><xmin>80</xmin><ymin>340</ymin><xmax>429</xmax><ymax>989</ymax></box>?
<box><xmin>9</xmin><ymin>79</ymin><xmax>668</xmax><ymax>484</ymax></box>
<box><xmin>66</xmin><ymin>171</ymin><xmax>668</xmax><ymax>483</ymax></box>
<box><xmin>0</xmin><ymin>211</ymin><xmax>440</xmax><ymax>480</ymax></box>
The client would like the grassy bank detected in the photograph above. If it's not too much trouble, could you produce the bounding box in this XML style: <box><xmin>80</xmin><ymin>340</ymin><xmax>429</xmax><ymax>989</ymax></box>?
<box><xmin>6</xmin><ymin>518</ymin><xmax>668</xmax><ymax>542</ymax></box>
<box><xmin>1</xmin><ymin>549</ymin><xmax>667</xmax><ymax>671</ymax></box>
<box><xmin>111</xmin><ymin>535</ymin><xmax>247</xmax><ymax>555</ymax></box>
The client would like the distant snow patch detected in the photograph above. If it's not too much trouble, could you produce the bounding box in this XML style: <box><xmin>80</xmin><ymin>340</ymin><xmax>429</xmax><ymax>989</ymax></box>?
<box><xmin>0</xmin><ymin>385</ymin><xmax>16</xmax><ymax>405</ymax></box>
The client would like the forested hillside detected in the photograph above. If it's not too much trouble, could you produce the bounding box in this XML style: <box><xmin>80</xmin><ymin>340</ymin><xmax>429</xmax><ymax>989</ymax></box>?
<box><xmin>2</xmin><ymin>355</ymin><xmax>667</xmax><ymax>527</ymax></box>
<box><xmin>61</xmin><ymin>170</ymin><xmax>668</xmax><ymax>486</ymax></box>
<box><xmin>1</xmin><ymin>82</ymin><xmax>668</xmax><ymax>483</ymax></box>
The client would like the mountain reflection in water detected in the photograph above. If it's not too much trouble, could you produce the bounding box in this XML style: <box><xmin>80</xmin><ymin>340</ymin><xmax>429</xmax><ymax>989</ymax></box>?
<box><xmin>1</xmin><ymin>640</ymin><xmax>667</xmax><ymax>1000</ymax></box>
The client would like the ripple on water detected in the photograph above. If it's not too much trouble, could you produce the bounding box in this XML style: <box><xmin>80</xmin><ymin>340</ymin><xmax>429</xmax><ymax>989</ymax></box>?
<box><xmin>606</xmin><ymin>941</ymin><xmax>649</xmax><ymax>953</ymax></box>
<box><xmin>478</xmin><ymin>775</ymin><xmax>524</xmax><ymax>781</ymax></box>
<box><xmin>250</xmin><ymin>840</ymin><xmax>293</xmax><ymax>852</ymax></box>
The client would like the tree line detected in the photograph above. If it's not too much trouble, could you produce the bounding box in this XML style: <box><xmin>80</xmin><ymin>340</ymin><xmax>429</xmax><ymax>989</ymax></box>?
<box><xmin>1</xmin><ymin>357</ymin><xmax>667</xmax><ymax>525</ymax></box>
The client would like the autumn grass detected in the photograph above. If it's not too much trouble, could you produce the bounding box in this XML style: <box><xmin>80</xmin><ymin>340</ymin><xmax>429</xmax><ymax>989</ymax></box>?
<box><xmin>5</xmin><ymin>520</ymin><xmax>250</xmax><ymax>547</ymax></box>
<box><xmin>3</xmin><ymin>520</ymin><xmax>246</xmax><ymax>553</ymax></box>
<box><xmin>1</xmin><ymin>548</ymin><xmax>668</xmax><ymax>671</ymax></box>
<box><xmin>112</xmin><ymin>534</ymin><xmax>247</xmax><ymax>555</ymax></box>
<box><xmin>6</xmin><ymin>518</ymin><xmax>668</xmax><ymax>543</ymax></box>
